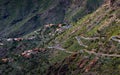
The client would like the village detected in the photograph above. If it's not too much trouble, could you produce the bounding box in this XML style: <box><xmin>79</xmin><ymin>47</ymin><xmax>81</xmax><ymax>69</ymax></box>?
<box><xmin>1</xmin><ymin>48</ymin><xmax>46</xmax><ymax>63</ymax></box>
<box><xmin>0</xmin><ymin>23</ymin><xmax>72</xmax><ymax>43</ymax></box>
<box><xmin>0</xmin><ymin>22</ymin><xmax>119</xmax><ymax>73</ymax></box>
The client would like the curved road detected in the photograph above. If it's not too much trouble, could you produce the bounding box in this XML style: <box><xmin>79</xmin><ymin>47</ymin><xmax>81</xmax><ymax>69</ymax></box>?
<box><xmin>48</xmin><ymin>46</ymin><xmax>75</xmax><ymax>54</ymax></box>
<box><xmin>76</xmin><ymin>36</ymin><xmax>120</xmax><ymax>57</ymax></box>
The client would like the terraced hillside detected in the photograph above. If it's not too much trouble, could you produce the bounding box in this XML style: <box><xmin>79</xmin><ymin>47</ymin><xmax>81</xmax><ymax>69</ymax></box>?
<box><xmin>46</xmin><ymin>0</ymin><xmax>120</xmax><ymax>75</ymax></box>
<box><xmin>0</xmin><ymin>0</ymin><xmax>120</xmax><ymax>75</ymax></box>
<box><xmin>0</xmin><ymin>0</ymin><xmax>103</xmax><ymax>37</ymax></box>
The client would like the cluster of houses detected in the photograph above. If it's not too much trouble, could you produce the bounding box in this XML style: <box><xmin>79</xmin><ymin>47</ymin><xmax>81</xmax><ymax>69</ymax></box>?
<box><xmin>21</xmin><ymin>48</ymin><xmax>46</xmax><ymax>58</ymax></box>
<box><xmin>45</xmin><ymin>24</ymin><xmax>55</xmax><ymax>28</ymax></box>
<box><xmin>45</xmin><ymin>23</ymin><xmax>71</xmax><ymax>30</ymax></box>
<box><xmin>0</xmin><ymin>36</ymin><xmax>36</xmax><ymax>47</ymax></box>
<box><xmin>56</xmin><ymin>24</ymin><xmax>72</xmax><ymax>33</ymax></box>
<box><xmin>2</xmin><ymin>23</ymin><xmax>72</xmax><ymax>43</ymax></box>
<box><xmin>6</xmin><ymin>38</ymin><xmax>24</xmax><ymax>42</ymax></box>
<box><xmin>1</xmin><ymin>48</ymin><xmax>46</xmax><ymax>63</ymax></box>
<box><xmin>6</xmin><ymin>36</ymin><xmax>36</xmax><ymax>42</ymax></box>
<box><xmin>44</xmin><ymin>23</ymin><xmax>72</xmax><ymax>36</ymax></box>
<box><xmin>45</xmin><ymin>23</ymin><xmax>64</xmax><ymax>28</ymax></box>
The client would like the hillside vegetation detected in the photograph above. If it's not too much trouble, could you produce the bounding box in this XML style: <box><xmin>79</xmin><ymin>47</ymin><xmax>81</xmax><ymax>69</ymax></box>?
<box><xmin>46</xmin><ymin>0</ymin><xmax>120</xmax><ymax>75</ymax></box>
<box><xmin>0</xmin><ymin>0</ymin><xmax>120</xmax><ymax>75</ymax></box>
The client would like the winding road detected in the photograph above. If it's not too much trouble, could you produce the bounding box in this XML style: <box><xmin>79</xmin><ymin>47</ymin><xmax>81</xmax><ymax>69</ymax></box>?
<box><xmin>76</xmin><ymin>36</ymin><xmax>120</xmax><ymax>57</ymax></box>
<box><xmin>83</xmin><ymin>49</ymin><xmax>120</xmax><ymax>57</ymax></box>
<box><xmin>47</xmin><ymin>35</ymin><xmax>120</xmax><ymax>57</ymax></box>
<box><xmin>48</xmin><ymin>45</ymin><xmax>75</xmax><ymax>54</ymax></box>
<box><xmin>80</xmin><ymin>36</ymin><xmax>100</xmax><ymax>40</ymax></box>
<box><xmin>75</xmin><ymin>36</ymin><xmax>88</xmax><ymax>48</ymax></box>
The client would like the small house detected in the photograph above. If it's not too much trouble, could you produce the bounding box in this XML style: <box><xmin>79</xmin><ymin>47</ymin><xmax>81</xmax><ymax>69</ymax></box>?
<box><xmin>7</xmin><ymin>38</ymin><xmax>13</xmax><ymax>41</ymax></box>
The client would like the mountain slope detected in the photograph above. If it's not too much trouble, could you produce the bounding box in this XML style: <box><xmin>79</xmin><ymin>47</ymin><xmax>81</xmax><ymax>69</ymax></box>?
<box><xmin>0</xmin><ymin>0</ymin><xmax>120</xmax><ymax>75</ymax></box>
<box><xmin>0</xmin><ymin>0</ymin><xmax>103</xmax><ymax>37</ymax></box>
<box><xmin>46</xmin><ymin>0</ymin><xmax>120</xmax><ymax>75</ymax></box>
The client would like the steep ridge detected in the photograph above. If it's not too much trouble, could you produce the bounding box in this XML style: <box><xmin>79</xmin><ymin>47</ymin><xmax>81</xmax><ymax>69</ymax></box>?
<box><xmin>0</xmin><ymin>0</ymin><xmax>103</xmax><ymax>37</ymax></box>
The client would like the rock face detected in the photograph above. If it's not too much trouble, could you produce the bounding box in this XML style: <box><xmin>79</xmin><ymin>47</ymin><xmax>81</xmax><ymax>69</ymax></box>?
<box><xmin>0</xmin><ymin>0</ymin><xmax>103</xmax><ymax>37</ymax></box>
